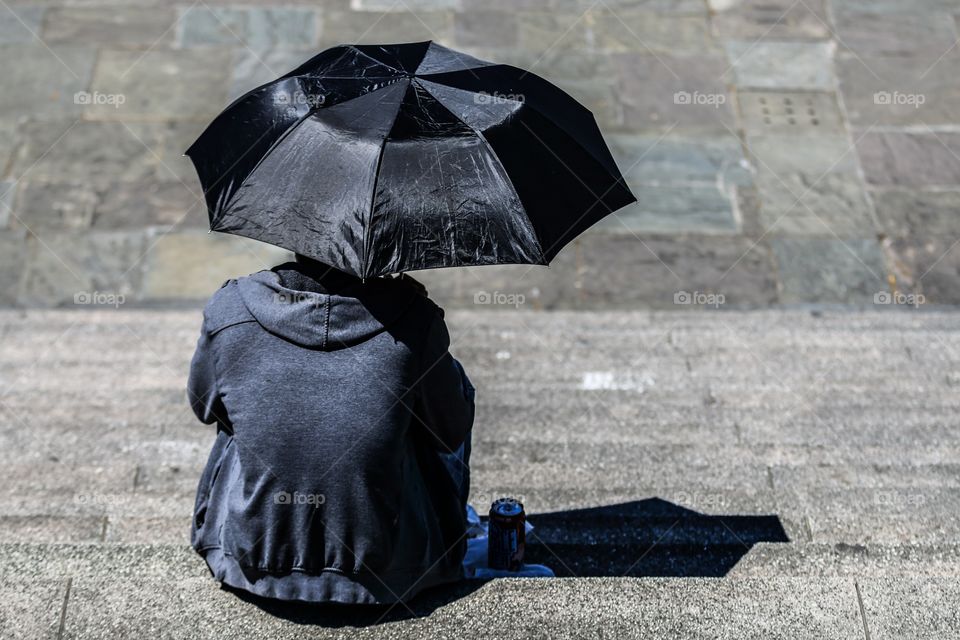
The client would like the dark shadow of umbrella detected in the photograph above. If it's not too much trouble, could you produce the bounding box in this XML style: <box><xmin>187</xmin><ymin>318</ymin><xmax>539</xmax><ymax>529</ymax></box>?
<box><xmin>525</xmin><ymin>497</ymin><xmax>790</xmax><ymax>577</ymax></box>
<box><xmin>225</xmin><ymin>497</ymin><xmax>789</xmax><ymax>626</ymax></box>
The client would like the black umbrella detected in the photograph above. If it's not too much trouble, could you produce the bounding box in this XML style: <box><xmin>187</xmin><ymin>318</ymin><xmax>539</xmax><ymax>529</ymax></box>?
<box><xmin>186</xmin><ymin>41</ymin><xmax>635</xmax><ymax>278</ymax></box>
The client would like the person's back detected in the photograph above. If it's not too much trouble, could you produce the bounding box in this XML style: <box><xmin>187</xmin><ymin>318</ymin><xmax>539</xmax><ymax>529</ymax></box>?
<box><xmin>187</xmin><ymin>257</ymin><xmax>475</xmax><ymax>604</ymax></box>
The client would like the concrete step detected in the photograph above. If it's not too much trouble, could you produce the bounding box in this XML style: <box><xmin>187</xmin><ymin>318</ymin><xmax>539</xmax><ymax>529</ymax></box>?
<box><xmin>2</xmin><ymin>309</ymin><xmax>960</xmax><ymax>637</ymax></box>
<box><xmin>3</xmin><ymin>542</ymin><xmax>960</xmax><ymax>639</ymax></box>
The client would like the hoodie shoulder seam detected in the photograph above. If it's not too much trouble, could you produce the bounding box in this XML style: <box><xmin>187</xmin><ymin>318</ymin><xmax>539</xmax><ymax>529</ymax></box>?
<box><xmin>208</xmin><ymin>318</ymin><xmax>258</xmax><ymax>337</ymax></box>
<box><xmin>203</xmin><ymin>280</ymin><xmax>256</xmax><ymax>337</ymax></box>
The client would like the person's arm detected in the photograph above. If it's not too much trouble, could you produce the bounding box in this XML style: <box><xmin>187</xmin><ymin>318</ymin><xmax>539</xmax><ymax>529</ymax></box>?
<box><xmin>416</xmin><ymin>312</ymin><xmax>475</xmax><ymax>452</ymax></box>
<box><xmin>187</xmin><ymin>323</ymin><xmax>233</xmax><ymax>434</ymax></box>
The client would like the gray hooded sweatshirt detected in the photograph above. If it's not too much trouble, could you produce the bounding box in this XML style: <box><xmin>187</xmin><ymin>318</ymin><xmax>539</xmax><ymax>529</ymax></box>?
<box><xmin>187</xmin><ymin>262</ymin><xmax>475</xmax><ymax>604</ymax></box>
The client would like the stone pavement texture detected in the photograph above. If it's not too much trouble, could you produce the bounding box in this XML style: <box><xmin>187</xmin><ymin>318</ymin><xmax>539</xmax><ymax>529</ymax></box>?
<box><xmin>2</xmin><ymin>309</ymin><xmax>960</xmax><ymax>637</ymax></box>
<box><xmin>0</xmin><ymin>0</ymin><xmax>959</xmax><ymax>309</ymax></box>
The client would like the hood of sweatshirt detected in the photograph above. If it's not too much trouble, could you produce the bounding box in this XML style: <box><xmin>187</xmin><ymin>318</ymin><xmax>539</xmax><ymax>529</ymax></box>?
<box><xmin>234</xmin><ymin>265</ymin><xmax>418</xmax><ymax>350</ymax></box>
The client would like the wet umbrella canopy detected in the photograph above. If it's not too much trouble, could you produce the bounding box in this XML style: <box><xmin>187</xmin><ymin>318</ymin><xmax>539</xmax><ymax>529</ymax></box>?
<box><xmin>186</xmin><ymin>41</ymin><xmax>635</xmax><ymax>278</ymax></box>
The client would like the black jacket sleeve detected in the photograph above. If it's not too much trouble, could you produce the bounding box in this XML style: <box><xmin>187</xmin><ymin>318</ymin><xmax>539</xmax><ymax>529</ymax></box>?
<box><xmin>415</xmin><ymin>312</ymin><xmax>475</xmax><ymax>452</ymax></box>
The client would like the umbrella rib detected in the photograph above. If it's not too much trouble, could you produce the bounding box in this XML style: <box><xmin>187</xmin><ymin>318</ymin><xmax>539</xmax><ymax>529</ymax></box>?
<box><xmin>420</xmin><ymin>64</ymin><xmax>620</xmax><ymax>176</ymax></box>
<box><xmin>363</xmin><ymin>134</ymin><xmax>391</xmax><ymax>280</ymax></box>
<box><xmin>209</xmin><ymin>106</ymin><xmax>317</xmax><ymax>228</ymax></box>
<box><xmin>518</xmin><ymin>99</ymin><xmax>621</xmax><ymax>177</ymax></box>
<box><xmin>472</xmin><ymin>128</ymin><xmax>546</xmax><ymax>264</ymax></box>
<box><xmin>416</xmin><ymin>81</ymin><xmax>547</xmax><ymax>265</ymax></box>
<box><xmin>211</xmin><ymin>79</ymin><xmax>409</xmax><ymax>229</ymax></box>
<box><xmin>346</xmin><ymin>45</ymin><xmax>405</xmax><ymax>76</ymax></box>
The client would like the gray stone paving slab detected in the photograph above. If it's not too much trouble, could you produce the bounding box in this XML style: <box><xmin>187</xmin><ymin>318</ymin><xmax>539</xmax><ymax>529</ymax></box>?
<box><xmin>501</xmin><ymin>50</ymin><xmax>621</xmax><ymax>127</ymax></box>
<box><xmin>857</xmin><ymin>131</ymin><xmax>960</xmax><ymax>188</ymax></box>
<box><xmin>397</xmin><ymin>257</ymin><xmax>578</xmax><ymax>312</ymax></box>
<box><xmin>568</xmin><ymin>0</ymin><xmax>705</xmax><ymax>10</ymax></box>
<box><xmin>0</xmin><ymin>44</ymin><xmax>96</xmax><ymax>119</ymax></box>
<box><xmin>595</xmin><ymin>185</ymin><xmax>738</xmax><ymax>233</ymax></box>
<box><xmin>612</xmin><ymin>53</ymin><xmax>735</xmax><ymax>133</ymax></box>
<box><xmin>452</xmin><ymin>11</ymin><xmax>518</xmax><ymax>49</ymax></box>
<box><xmin>352</xmin><ymin>0</ymin><xmax>460</xmax><ymax>9</ymax></box>
<box><xmin>587</xmin><ymin>8</ymin><xmax>716</xmax><ymax>55</ymax></box>
<box><xmin>0</xmin><ymin>231</ymin><xmax>27</xmax><ymax>305</ymax></box>
<box><xmin>0</xmin><ymin>578</ymin><xmax>66</xmax><ymax>640</ymax></box>
<box><xmin>320</xmin><ymin>8</ymin><xmax>454</xmax><ymax>46</ymax></box>
<box><xmin>43</xmin><ymin>7</ymin><xmax>176</xmax><ymax>46</ymax></box>
<box><xmin>0</xmin><ymin>0</ymin><xmax>954</xmax><ymax>316</ymax></box>
<box><xmin>834</xmin><ymin>11</ymin><xmax>959</xmax><ymax>57</ymax></box>
<box><xmin>859</xmin><ymin>578</ymin><xmax>960</xmax><ymax>639</ymax></box>
<box><xmin>16</xmin><ymin>230</ymin><xmax>148</xmax><ymax>307</ymax></box>
<box><xmin>737</xmin><ymin>91</ymin><xmax>845</xmax><ymax>135</ymax></box>
<box><xmin>577</xmin><ymin>233</ymin><xmax>779</xmax><ymax>308</ymax></box>
<box><xmin>745</xmin><ymin>133</ymin><xmax>859</xmax><ymax>175</ymax></box>
<box><xmin>516</xmin><ymin>12</ymin><xmax>589</xmax><ymax>52</ymax></box>
<box><xmin>9</xmin><ymin>120</ymin><xmax>164</xmax><ymax>186</ymax></box>
<box><xmin>725</xmin><ymin>41</ymin><xmax>836</xmax><ymax>90</ymax></box>
<box><xmin>838</xmin><ymin>54</ymin><xmax>960</xmax><ymax>127</ymax></box>
<box><xmin>872</xmin><ymin>189</ymin><xmax>960</xmax><ymax>238</ymax></box>
<box><xmin>90</xmin><ymin>179</ymin><xmax>201</xmax><ymax>230</ymax></box>
<box><xmin>754</xmin><ymin>170</ymin><xmax>875</xmax><ymax>237</ymax></box>
<box><xmin>228</xmin><ymin>48</ymin><xmax>312</xmax><ymax>101</ymax></box>
<box><xmin>886</xmin><ymin>236</ymin><xmax>960</xmax><ymax>305</ymax></box>
<box><xmin>771</xmin><ymin>237</ymin><xmax>888</xmax><ymax>304</ymax></box>
<box><xmin>832</xmin><ymin>0</ymin><xmax>960</xmax><ymax>14</ymax></box>
<box><xmin>606</xmin><ymin>134</ymin><xmax>752</xmax><ymax>186</ymax></box>
<box><xmin>0</xmin><ymin>124</ymin><xmax>16</xmax><ymax>177</ymax></box>
<box><xmin>736</xmin><ymin>185</ymin><xmax>764</xmax><ymax>235</ymax></box>
<box><xmin>14</xmin><ymin>180</ymin><xmax>97</xmax><ymax>230</ymax></box>
<box><xmin>177</xmin><ymin>6</ymin><xmax>317</xmax><ymax>49</ymax></box>
<box><xmin>87</xmin><ymin>49</ymin><xmax>232</xmax><ymax>120</ymax></box>
<box><xmin>141</xmin><ymin>231</ymin><xmax>292</xmax><ymax>301</ymax></box>
<box><xmin>710</xmin><ymin>0</ymin><xmax>830</xmax><ymax>40</ymax></box>
<box><xmin>155</xmin><ymin>119</ymin><xmax>209</xmax><ymax>185</ymax></box>
<box><xmin>0</xmin><ymin>5</ymin><xmax>45</xmax><ymax>44</ymax></box>
<box><xmin>0</xmin><ymin>180</ymin><xmax>13</xmax><ymax>228</ymax></box>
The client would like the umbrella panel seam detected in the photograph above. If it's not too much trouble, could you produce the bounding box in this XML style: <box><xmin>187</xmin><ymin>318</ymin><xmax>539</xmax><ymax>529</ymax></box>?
<box><xmin>414</xmin><ymin>79</ymin><xmax>547</xmax><ymax>265</ymax></box>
